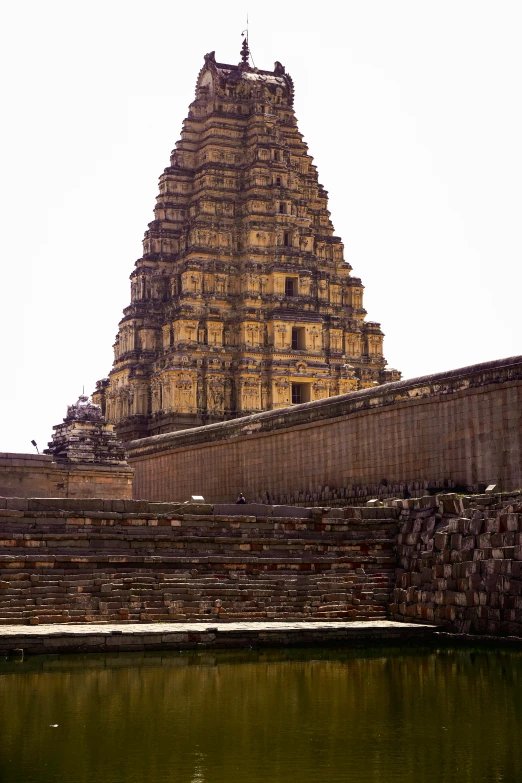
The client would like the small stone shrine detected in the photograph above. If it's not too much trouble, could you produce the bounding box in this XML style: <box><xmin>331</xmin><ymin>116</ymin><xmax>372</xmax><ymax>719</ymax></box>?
<box><xmin>45</xmin><ymin>396</ymin><xmax>128</xmax><ymax>465</ymax></box>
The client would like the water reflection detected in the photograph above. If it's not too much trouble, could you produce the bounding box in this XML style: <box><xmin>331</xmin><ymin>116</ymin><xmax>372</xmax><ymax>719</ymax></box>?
<box><xmin>1</xmin><ymin>645</ymin><xmax>521</xmax><ymax>783</ymax></box>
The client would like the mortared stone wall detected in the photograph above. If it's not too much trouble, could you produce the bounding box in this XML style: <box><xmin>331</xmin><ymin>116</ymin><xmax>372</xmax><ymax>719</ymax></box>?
<box><xmin>127</xmin><ymin>356</ymin><xmax>522</xmax><ymax>505</ymax></box>
<box><xmin>0</xmin><ymin>453</ymin><xmax>133</xmax><ymax>500</ymax></box>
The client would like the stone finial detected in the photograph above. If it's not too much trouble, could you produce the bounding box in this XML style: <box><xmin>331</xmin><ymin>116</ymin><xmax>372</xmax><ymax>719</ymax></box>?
<box><xmin>240</xmin><ymin>35</ymin><xmax>249</xmax><ymax>65</ymax></box>
<box><xmin>45</xmin><ymin>396</ymin><xmax>128</xmax><ymax>466</ymax></box>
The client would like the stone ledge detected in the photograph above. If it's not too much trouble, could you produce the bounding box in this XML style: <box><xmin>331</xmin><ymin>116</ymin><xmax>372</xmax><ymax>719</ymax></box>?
<box><xmin>0</xmin><ymin>497</ymin><xmax>403</xmax><ymax>520</ymax></box>
<box><xmin>0</xmin><ymin>553</ymin><xmax>396</xmax><ymax>565</ymax></box>
<box><xmin>0</xmin><ymin>453</ymin><xmax>54</xmax><ymax>463</ymax></box>
<box><xmin>0</xmin><ymin>620</ymin><xmax>437</xmax><ymax>655</ymax></box>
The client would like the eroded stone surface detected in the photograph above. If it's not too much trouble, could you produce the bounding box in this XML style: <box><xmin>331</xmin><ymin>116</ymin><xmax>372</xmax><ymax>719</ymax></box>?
<box><xmin>0</xmin><ymin>492</ymin><xmax>521</xmax><ymax>638</ymax></box>
<box><xmin>391</xmin><ymin>490</ymin><xmax>522</xmax><ymax>636</ymax></box>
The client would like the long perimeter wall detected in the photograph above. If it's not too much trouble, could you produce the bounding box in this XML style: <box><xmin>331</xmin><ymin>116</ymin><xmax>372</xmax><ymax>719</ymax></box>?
<box><xmin>128</xmin><ymin>356</ymin><xmax>522</xmax><ymax>505</ymax></box>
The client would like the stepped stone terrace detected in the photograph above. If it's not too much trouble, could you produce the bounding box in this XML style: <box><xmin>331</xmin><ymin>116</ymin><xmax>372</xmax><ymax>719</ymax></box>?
<box><xmin>0</xmin><ymin>499</ymin><xmax>396</xmax><ymax>625</ymax></box>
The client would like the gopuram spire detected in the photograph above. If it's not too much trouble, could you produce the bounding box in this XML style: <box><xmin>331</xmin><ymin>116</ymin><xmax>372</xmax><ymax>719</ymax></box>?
<box><xmin>93</xmin><ymin>47</ymin><xmax>400</xmax><ymax>441</ymax></box>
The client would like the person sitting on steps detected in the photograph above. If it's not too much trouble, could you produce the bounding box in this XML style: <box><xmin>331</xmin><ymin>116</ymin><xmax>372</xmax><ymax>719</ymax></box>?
<box><xmin>236</xmin><ymin>493</ymin><xmax>247</xmax><ymax>504</ymax></box>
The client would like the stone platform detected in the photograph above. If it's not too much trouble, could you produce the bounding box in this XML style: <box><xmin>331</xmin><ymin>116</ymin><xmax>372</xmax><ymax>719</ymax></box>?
<box><xmin>0</xmin><ymin>620</ymin><xmax>436</xmax><ymax>656</ymax></box>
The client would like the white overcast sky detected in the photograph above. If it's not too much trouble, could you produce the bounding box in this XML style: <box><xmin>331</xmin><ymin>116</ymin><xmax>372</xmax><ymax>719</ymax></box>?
<box><xmin>1</xmin><ymin>0</ymin><xmax>520</xmax><ymax>454</ymax></box>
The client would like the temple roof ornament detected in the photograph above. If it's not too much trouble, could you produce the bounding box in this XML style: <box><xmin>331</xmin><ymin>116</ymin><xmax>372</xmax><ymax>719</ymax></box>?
<box><xmin>66</xmin><ymin>395</ymin><xmax>103</xmax><ymax>422</ymax></box>
<box><xmin>240</xmin><ymin>34</ymin><xmax>249</xmax><ymax>66</ymax></box>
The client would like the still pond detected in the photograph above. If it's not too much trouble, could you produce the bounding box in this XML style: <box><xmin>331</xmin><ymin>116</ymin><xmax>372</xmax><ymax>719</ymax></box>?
<box><xmin>1</xmin><ymin>645</ymin><xmax>521</xmax><ymax>783</ymax></box>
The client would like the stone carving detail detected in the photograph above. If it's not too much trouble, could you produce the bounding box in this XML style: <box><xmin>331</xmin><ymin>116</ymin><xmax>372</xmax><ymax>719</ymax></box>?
<box><xmin>312</xmin><ymin>382</ymin><xmax>328</xmax><ymax>399</ymax></box>
<box><xmin>207</xmin><ymin>378</ymin><xmax>225</xmax><ymax>412</ymax></box>
<box><xmin>93</xmin><ymin>45</ymin><xmax>399</xmax><ymax>439</ymax></box>
<box><xmin>66</xmin><ymin>395</ymin><xmax>103</xmax><ymax>422</ymax></box>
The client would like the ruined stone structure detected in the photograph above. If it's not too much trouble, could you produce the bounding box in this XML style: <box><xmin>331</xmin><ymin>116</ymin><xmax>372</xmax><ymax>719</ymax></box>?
<box><xmin>392</xmin><ymin>490</ymin><xmax>522</xmax><ymax>637</ymax></box>
<box><xmin>94</xmin><ymin>42</ymin><xmax>399</xmax><ymax>440</ymax></box>
<box><xmin>0</xmin><ymin>498</ymin><xmax>397</xmax><ymax>625</ymax></box>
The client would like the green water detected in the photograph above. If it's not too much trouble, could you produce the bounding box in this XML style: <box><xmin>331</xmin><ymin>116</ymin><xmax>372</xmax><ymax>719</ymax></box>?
<box><xmin>1</xmin><ymin>645</ymin><xmax>522</xmax><ymax>783</ymax></box>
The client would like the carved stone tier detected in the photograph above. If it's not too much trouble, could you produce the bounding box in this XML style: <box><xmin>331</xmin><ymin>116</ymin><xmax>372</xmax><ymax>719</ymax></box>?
<box><xmin>94</xmin><ymin>44</ymin><xmax>400</xmax><ymax>440</ymax></box>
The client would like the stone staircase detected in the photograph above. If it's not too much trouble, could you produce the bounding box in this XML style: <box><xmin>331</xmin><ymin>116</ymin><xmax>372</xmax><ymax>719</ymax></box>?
<box><xmin>0</xmin><ymin>499</ymin><xmax>398</xmax><ymax>624</ymax></box>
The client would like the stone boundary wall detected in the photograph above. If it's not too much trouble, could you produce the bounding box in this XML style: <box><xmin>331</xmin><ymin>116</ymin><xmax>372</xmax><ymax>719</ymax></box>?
<box><xmin>391</xmin><ymin>490</ymin><xmax>522</xmax><ymax>636</ymax></box>
<box><xmin>127</xmin><ymin>356</ymin><xmax>522</xmax><ymax>504</ymax></box>
<box><xmin>0</xmin><ymin>453</ymin><xmax>134</xmax><ymax>499</ymax></box>
<box><xmin>0</xmin><ymin>498</ymin><xmax>397</xmax><ymax>625</ymax></box>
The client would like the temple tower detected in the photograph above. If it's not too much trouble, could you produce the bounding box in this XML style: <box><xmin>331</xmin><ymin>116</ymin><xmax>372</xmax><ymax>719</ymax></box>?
<box><xmin>94</xmin><ymin>42</ymin><xmax>400</xmax><ymax>440</ymax></box>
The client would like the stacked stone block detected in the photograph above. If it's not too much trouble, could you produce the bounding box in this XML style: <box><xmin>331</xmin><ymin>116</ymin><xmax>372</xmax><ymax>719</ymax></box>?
<box><xmin>4</xmin><ymin>491</ymin><xmax>522</xmax><ymax>635</ymax></box>
<box><xmin>0</xmin><ymin>498</ymin><xmax>397</xmax><ymax>625</ymax></box>
<box><xmin>391</xmin><ymin>491</ymin><xmax>522</xmax><ymax>635</ymax></box>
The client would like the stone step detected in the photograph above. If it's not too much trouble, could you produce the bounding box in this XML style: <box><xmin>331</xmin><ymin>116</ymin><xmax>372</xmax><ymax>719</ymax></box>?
<box><xmin>0</xmin><ymin>516</ymin><xmax>398</xmax><ymax>624</ymax></box>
